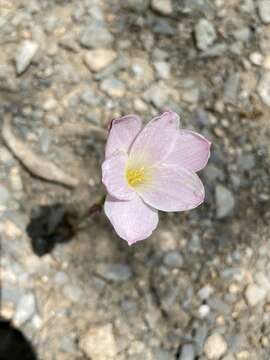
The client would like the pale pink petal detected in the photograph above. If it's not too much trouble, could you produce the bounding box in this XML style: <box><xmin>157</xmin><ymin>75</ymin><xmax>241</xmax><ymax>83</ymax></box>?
<box><xmin>137</xmin><ymin>165</ymin><xmax>205</xmax><ymax>212</ymax></box>
<box><xmin>104</xmin><ymin>194</ymin><xmax>159</xmax><ymax>245</ymax></box>
<box><xmin>165</xmin><ymin>130</ymin><xmax>211</xmax><ymax>172</ymax></box>
<box><xmin>129</xmin><ymin>111</ymin><xmax>180</xmax><ymax>165</ymax></box>
<box><xmin>102</xmin><ymin>151</ymin><xmax>134</xmax><ymax>200</ymax></box>
<box><xmin>105</xmin><ymin>115</ymin><xmax>142</xmax><ymax>158</ymax></box>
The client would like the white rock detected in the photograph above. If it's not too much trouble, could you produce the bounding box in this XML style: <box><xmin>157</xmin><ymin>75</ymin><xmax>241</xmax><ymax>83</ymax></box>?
<box><xmin>13</xmin><ymin>293</ymin><xmax>36</xmax><ymax>326</ymax></box>
<box><xmin>245</xmin><ymin>284</ymin><xmax>267</xmax><ymax>306</ymax></box>
<box><xmin>84</xmin><ymin>49</ymin><xmax>117</xmax><ymax>72</ymax></box>
<box><xmin>195</xmin><ymin>19</ymin><xmax>217</xmax><ymax>51</ymax></box>
<box><xmin>198</xmin><ymin>304</ymin><xmax>210</xmax><ymax>318</ymax></box>
<box><xmin>215</xmin><ymin>184</ymin><xmax>235</xmax><ymax>219</ymax></box>
<box><xmin>249</xmin><ymin>52</ymin><xmax>263</xmax><ymax>66</ymax></box>
<box><xmin>15</xmin><ymin>40</ymin><xmax>39</xmax><ymax>75</ymax></box>
<box><xmin>151</xmin><ymin>0</ymin><xmax>173</xmax><ymax>15</ymax></box>
<box><xmin>79</xmin><ymin>323</ymin><xmax>117</xmax><ymax>360</ymax></box>
<box><xmin>257</xmin><ymin>71</ymin><xmax>270</xmax><ymax>106</ymax></box>
<box><xmin>258</xmin><ymin>1</ymin><xmax>270</xmax><ymax>24</ymax></box>
<box><xmin>154</xmin><ymin>61</ymin><xmax>170</xmax><ymax>79</ymax></box>
<box><xmin>204</xmin><ymin>333</ymin><xmax>228</xmax><ymax>359</ymax></box>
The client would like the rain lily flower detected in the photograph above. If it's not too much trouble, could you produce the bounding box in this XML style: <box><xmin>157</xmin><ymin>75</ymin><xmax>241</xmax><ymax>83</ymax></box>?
<box><xmin>102</xmin><ymin>111</ymin><xmax>211</xmax><ymax>245</ymax></box>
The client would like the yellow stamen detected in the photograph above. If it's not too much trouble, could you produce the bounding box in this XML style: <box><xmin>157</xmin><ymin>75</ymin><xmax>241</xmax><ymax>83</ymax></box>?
<box><xmin>126</xmin><ymin>167</ymin><xmax>146</xmax><ymax>187</ymax></box>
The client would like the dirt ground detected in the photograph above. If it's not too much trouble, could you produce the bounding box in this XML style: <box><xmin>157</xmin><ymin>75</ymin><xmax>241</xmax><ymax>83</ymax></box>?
<box><xmin>1</xmin><ymin>0</ymin><xmax>270</xmax><ymax>359</ymax></box>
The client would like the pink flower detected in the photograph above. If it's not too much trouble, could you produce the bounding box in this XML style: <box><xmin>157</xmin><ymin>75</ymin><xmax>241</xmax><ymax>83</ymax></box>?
<box><xmin>102</xmin><ymin>111</ymin><xmax>211</xmax><ymax>245</ymax></box>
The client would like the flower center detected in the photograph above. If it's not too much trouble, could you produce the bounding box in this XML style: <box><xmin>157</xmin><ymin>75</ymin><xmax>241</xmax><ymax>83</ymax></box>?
<box><xmin>126</xmin><ymin>167</ymin><xmax>146</xmax><ymax>187</ymax></box>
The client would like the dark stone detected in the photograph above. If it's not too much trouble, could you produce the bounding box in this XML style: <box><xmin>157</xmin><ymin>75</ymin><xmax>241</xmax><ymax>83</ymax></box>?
<box><xmin>0</xmin><ymin>320</ymin><xmax>37</xmax><ymax>360</ymax></box>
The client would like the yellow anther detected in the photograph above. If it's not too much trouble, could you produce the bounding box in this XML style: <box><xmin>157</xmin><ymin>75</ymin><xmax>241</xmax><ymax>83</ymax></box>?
<box><xmin>126</xmin><ymin>167</ymin><xmax>145</xmax><ymax>187</ymax></box>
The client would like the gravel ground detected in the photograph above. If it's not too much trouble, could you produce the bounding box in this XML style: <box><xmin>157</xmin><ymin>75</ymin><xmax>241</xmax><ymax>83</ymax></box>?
<box><xmin>1</xmin><ymin>0</ymin><xmax>270</xmax><ymax>359</ymax></box>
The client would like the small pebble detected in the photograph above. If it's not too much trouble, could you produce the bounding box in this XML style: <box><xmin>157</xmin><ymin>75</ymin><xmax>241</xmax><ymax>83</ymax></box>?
<box><xmin>180</xmin><ymin>344</ymin><xmax>195</xmax><ymax>360</ymax></box>
<box><xmin>249</xmin><ymin>52</ymin><xmax>263</xmax><ymax>66</ymax></box>
<box><xmin>101</xmin><ymin>78</ymin><xmax>125</xmax><ymax>98</ymax></box>
<box><xmin>151</xmin><ymin>0</ymin><xmax>173</xmax><ymax>16</ymax></box>
<box><xmin>13</xmin><ymin>293</ymin><xmax>36</xmax><ymax>326</ymax></box>
<box><xmin>84</xmin><ymin>49</ymin><xmax>117</xmax><ymax>72</ymax></box>
<box><xmin>0</xmin><ymin>185</ymin><xmax>11</xmax><ymax>206</ymax></box>
<box><xmin>245</xmin><ymin>284</ymin><xmax>267</xmax><ymax>306</ymax></box>
<box><xmin>15</xmin><ymin>40</ymin><xmax>39</xmax><ymax>75</ymax></box>
<box><xmin>79</xmin><ymin>323</ymin><xmax>117</xmax><ymax>359</ymax></box>
<box><xmin>258</xmin><ymin>1</ymin><xmax>270</xmax><ymax>24</ymax></box>
<box><xmin>215</xmin><ymin>184</ymin><xmax>235</xmax><ymax>219</ymax></box>
<box><xmin>195</xmin><ymin>19</ymin><xmax>217</xmax><ymax>51</ymax></box>
<box><xmin>96</xmin><ymin>263</ymin><xmax>132</xmax><ymax>282</ymax></box>
<box><xmin>204</xmin><ymin>333</ymin><xmax>228</xmax><ymax>359</ymax></box>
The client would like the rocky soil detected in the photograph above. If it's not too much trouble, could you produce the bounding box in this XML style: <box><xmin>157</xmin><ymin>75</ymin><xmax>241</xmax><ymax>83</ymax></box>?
<box><xmin>1</xmin><ymin>0</ymin><xmax>270</xmax><ymax>359</ymax></box>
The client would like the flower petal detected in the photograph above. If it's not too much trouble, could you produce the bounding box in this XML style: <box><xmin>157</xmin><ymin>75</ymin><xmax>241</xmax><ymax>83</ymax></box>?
<box><xmin>105</xmin><ymin>115</ymin><xmax>142</xmax><ymax>158</ymax></box>
<box><xmin>137</xmin><ymin>165</ymin><xmax>205</xmax><ymax>212</ymax></box>
<box><xmin>102</xmin><ymin>151</ymin><xmax>134</xmax><ymax>200</ymax></box>
<box><xmin>129</xmin><ymin>111</ymin><xmax>180</xmax><ymax>166</ymax></box>
<box><xmin>165</xmin><ymin>130</ymin><xmax>211</xmax><ymax>172</ymax></box>
<box><xmin>104</xmin><ymin>194</ymin><xmax>159</xmax><ymax>245</ymax></box>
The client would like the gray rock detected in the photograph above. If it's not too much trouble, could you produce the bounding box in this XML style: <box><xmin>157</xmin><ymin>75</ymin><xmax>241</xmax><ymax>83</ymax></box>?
<box><xmin>151</xmin><ymin>0</ymin><xmax>173</xmax><ymax>15</ymax></box>
<box><xmin>80</xmin><ymin>21</ymin><xmax>113</xmax><ymax>49</ymax></box>
<box><xmin>208</xmin><ymin>298</ymin><xmax>231</xmax><ymax>315</ymax></box>
<box><xmin>2</xmin><ymin>286</ymin><xmax>24</xmax><ymax>304</ymax></box>
<box><xmin>101</xmin><ymin>78</ymin><xmax>125</xmax><ymax>98</ymax></box>
<box><xmin>201</xmin><ymin>43</ymin><xmax>227</xmax><ymax>58</ymax></box>
<box><xmin>245</xmin><ymin>284</ymin><xmax>267</xmax><ymax>307</ymax></box>
<box><xmin>233</xmin><ymin>27</ymin><xmax>251</xmax><ymax>42</ymax></box>
<box><xmin>257</xmin><ymin>71</ymin><xmax>270</xmax><ymax>106</ymax></box>
<box><xmin>153</xmin><ymin>19</ymin><xmax>176</xmax><ymax>36</ymax></box>
<box><xmin>238</xmin><ymin>154</ymin><xmax>255</xmax><ymax>171</ymax></box>
<box><xmin>180</xmin><ymin>344</ymin><xmax>195</xmax><ymax>360</ymax></box>
<box><xmin>96</xmin><ymin>264</ymin><xmax>132</xmax><ymax>282</ymax></box>
<box><xmin>13</xmin><ymin>293</ymin><xmax>36</xmax><ymax>326</ymax></box>
<box><xmin>258</xmin><ymin>1</ymin><xmax>270</xmax><ymax>24</ymax></box>
<box><xmin>204</xmin><ymin>164</ymin><xmax>225</xmax><ymax>182</ymax></box>
<box><xmin>152</xmin><ymin>348</ymin><xmax>172</xmax><ymax>360</ymax></box>
<box><xmin>60</xmin><ymin>334</ymin><xmax>77</xmax><ymax>353</ymax></box>
<box><xmin>15</xmin><ymin>40</ymin><xmax>39</xmax><ymax>75</ymax></box>
<box><xmin>179</xmin><ymin>0</ymin><xmax>215</xmax><ymax>16</ymax></box>
<box><xmin>194</xmin><ymin>325</ymin><xmax>208</xmax><ymax>355</ymax></box>
<box><xmin>154</xmin><ymin>61</ymin><xmax>170</xmax><ymax>79</ymax></box>
<box><xmin>0</xmin><ymin>185</ymin><xmax>10</xmax><ymax>206</ymax></box>
<box><xmin>204</xmin><ymin>333</ymin><xmax>228</xmax><ymax>359</ymax></box>
<box><xmin>125</xmin><ymin>0</ymin><xmax>150</xmax><ymax>12</ymax></box>
<box><xmin>80</xmin><ymin>89</ymin><xmax>100</xmax><ymax>106</ymax></box>
<box><xmin>224</xmin><ymin>72</ymin><xmax>240</xmax><ymax>104</ymax></box>
<box><xmin>143</xmin><ymin>84</ymin><xmax>169</xmax><ymax>108</ymax></box>
<box><xmin>215</xmin><ymin>185</ymin><xmax>235</xmax><ymax>219</ymax></box>
<box><xmin>39</xmin><ymin>129</ymin><xmax>51</xmax><ymax>153</ymax></box>
<box><xmin>239</xmin><ymin>0</ymin><xmax>255</xmax><ymax>13</ymax></box>
<box><xmin>195</xmin><ymin>19</ymin><xmax>217</xmax><ymax>51</ymax></box>
<box><xmin>163</xmin><ymin>251</ymin><xmax>183</xmax><ymax>268</ymax></box>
